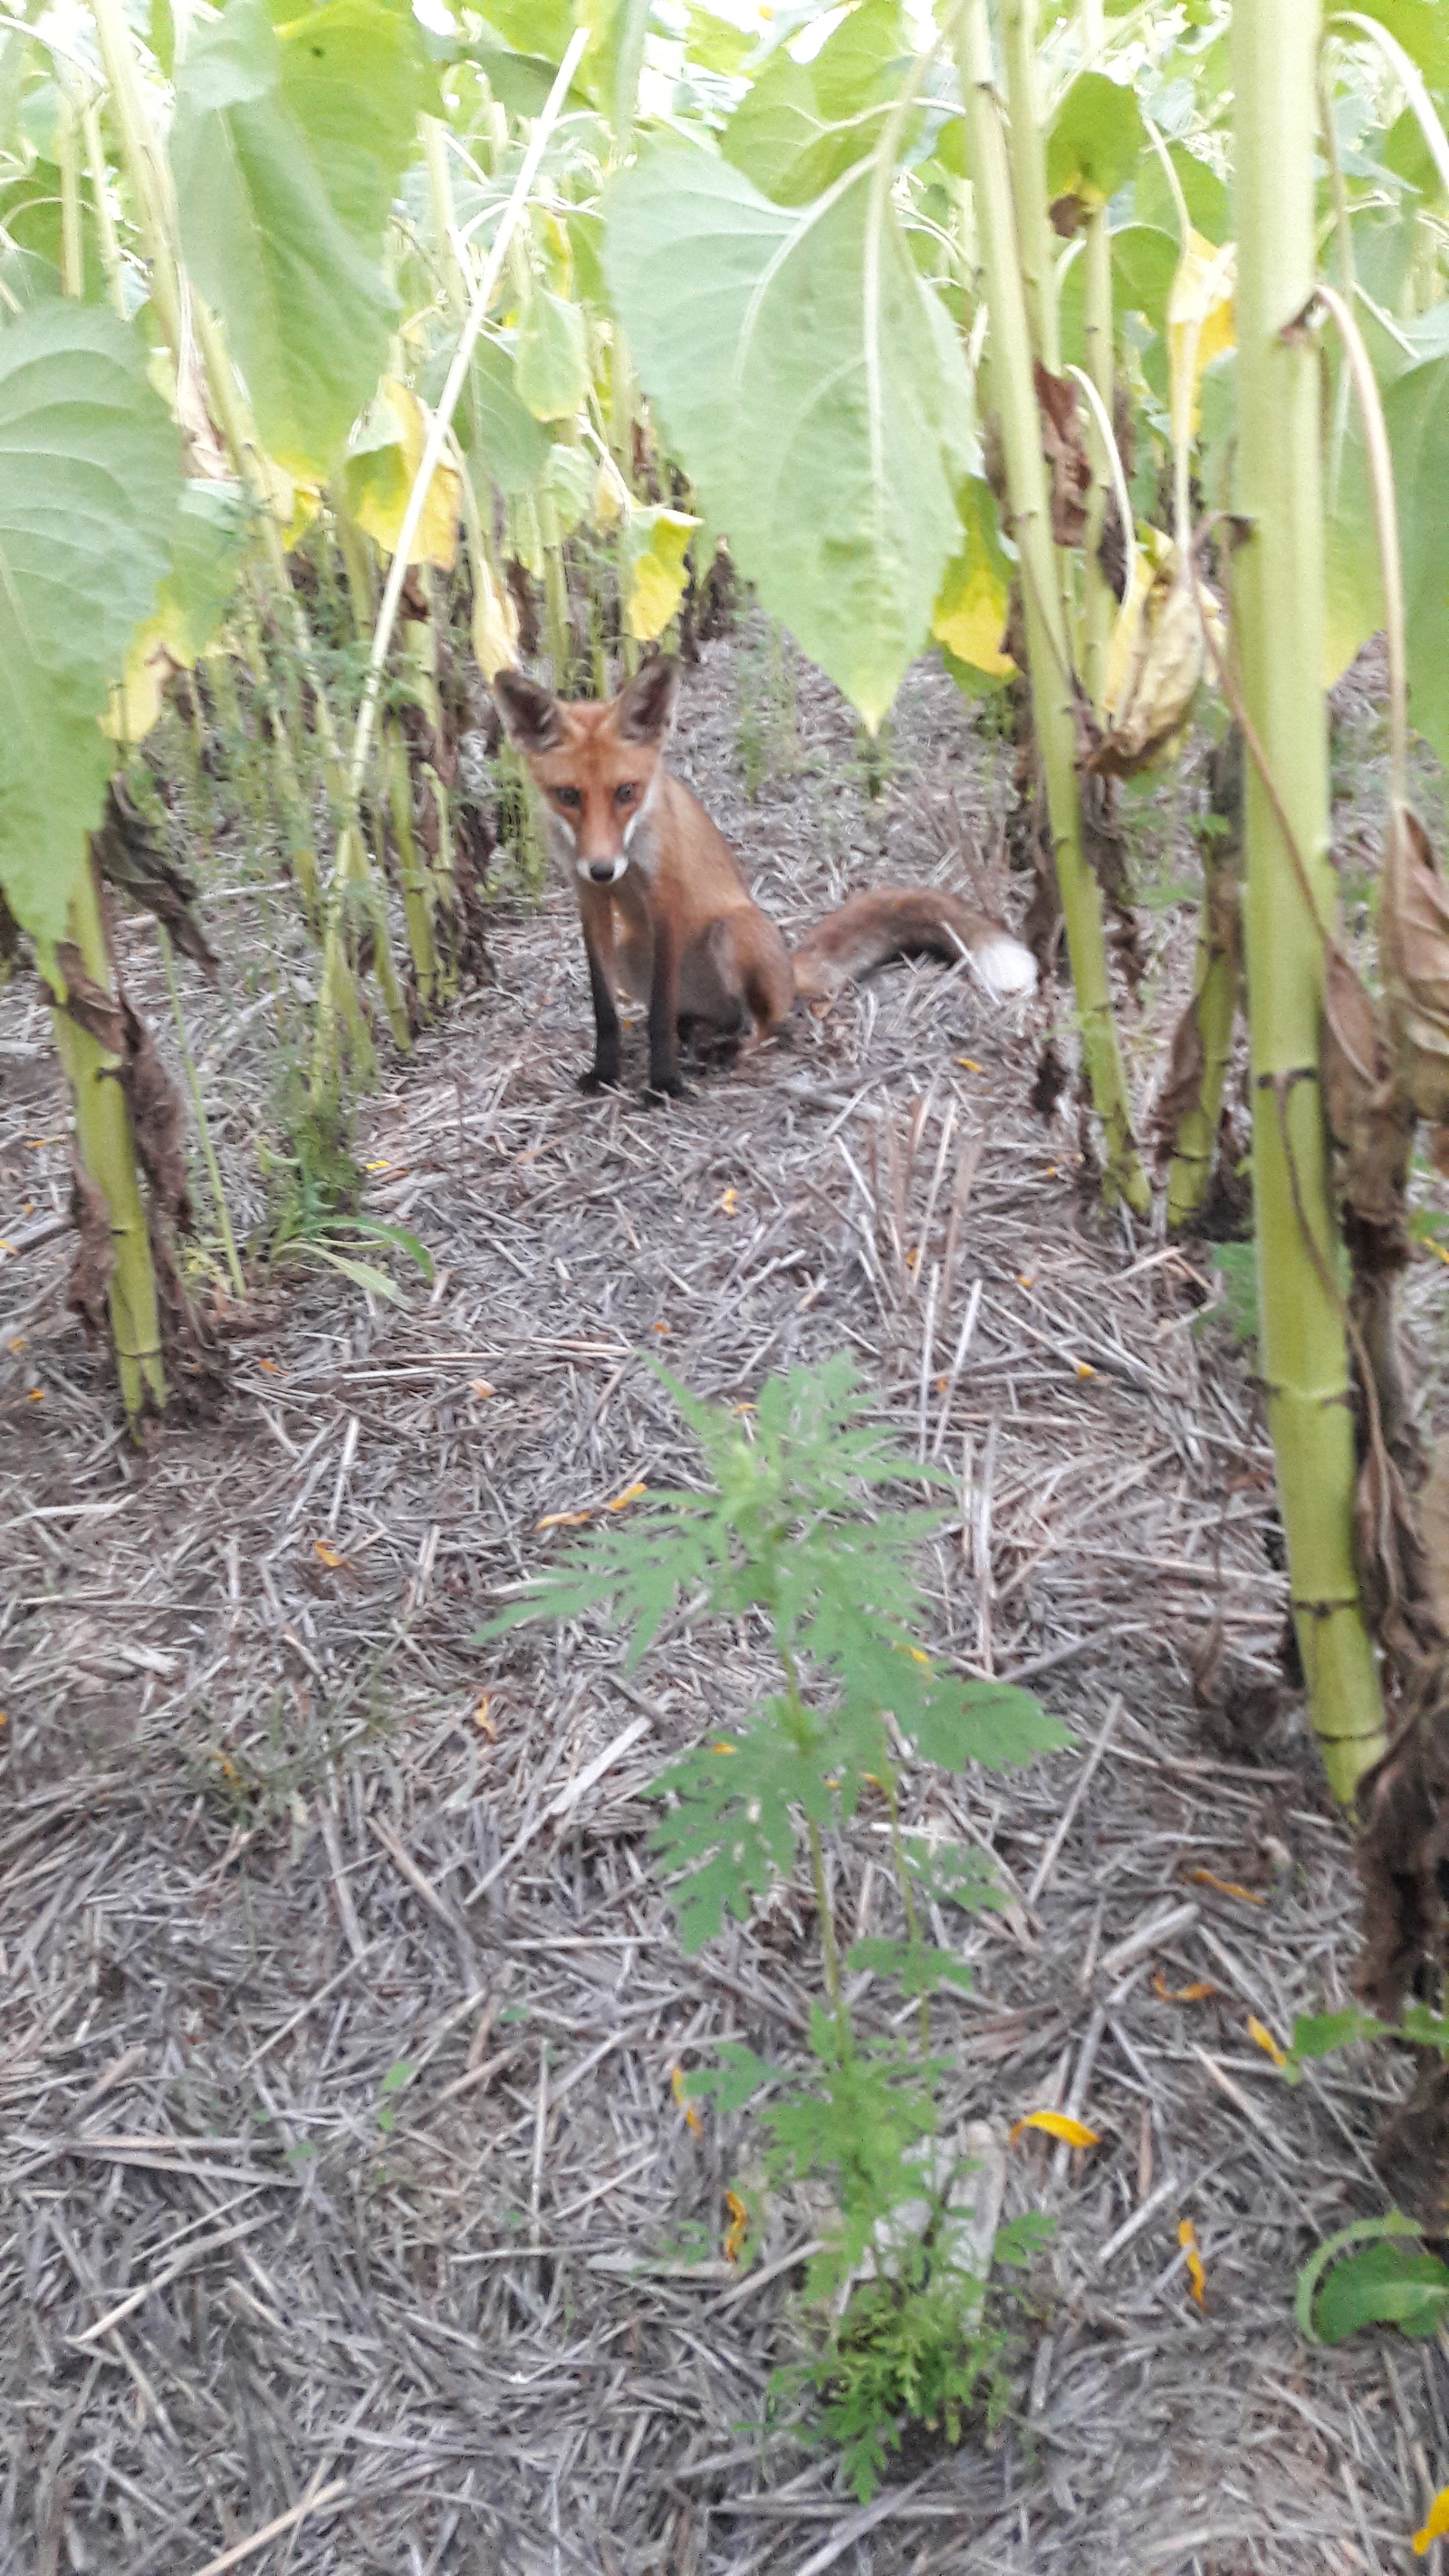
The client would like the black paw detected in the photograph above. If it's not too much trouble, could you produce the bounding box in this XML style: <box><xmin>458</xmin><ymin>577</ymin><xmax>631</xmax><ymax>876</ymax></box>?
<box><xmin>578</xmin><ymin>1067</ymin><xmax>620</xmax><ymax>1096</ymax></box>
<box><xmin>644</xmin><ymin>1072</ymin><xmax>689</xmax><ymax>1104</ymax></box>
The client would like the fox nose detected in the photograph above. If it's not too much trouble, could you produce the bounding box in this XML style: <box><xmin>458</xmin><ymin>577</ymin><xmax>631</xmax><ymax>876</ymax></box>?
<box><xmin>588</xmin><ymin>860</ymin><xmax>617</xmax><ymax>884</ymax></box>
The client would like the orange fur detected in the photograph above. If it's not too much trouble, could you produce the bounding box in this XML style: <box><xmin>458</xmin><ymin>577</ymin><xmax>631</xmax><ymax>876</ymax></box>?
<box><xmin>493</xmin><ymin>660</ymin><xmax>1033</xmax><ymax>1098</ymax></box>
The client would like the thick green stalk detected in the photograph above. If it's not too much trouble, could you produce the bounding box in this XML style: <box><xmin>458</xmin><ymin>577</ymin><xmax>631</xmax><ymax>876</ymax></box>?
<box><xmin>956</xmin><ymin>0</ymin><xmax>1148</xmax><ymax>1214</ymax></box>
<box><xmin>1231</xmin><ymin>0</ymin><xmax>1385</xmax><ymax>1798</ymax></box>
<box><xmin>1078</xmin><ymin>0</ymin><xmax>1116</xmax><ymax>713</ymax></box>
<box><xmin>1001</xmin><ymin>0</ymin><xmax>1060</xmax><ymax>374</ymax></box>
<box><xmin>53</xmin><ymin>860</ymin><xmax>166</xmax><ymax>1421</ymax></box>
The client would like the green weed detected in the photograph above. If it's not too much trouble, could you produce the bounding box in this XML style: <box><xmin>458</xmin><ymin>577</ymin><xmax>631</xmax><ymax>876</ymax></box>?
<box><xmin>482</xmin><ymin>1355</ymin><xmax>1064</xmax><ymax>2494</ymax></box>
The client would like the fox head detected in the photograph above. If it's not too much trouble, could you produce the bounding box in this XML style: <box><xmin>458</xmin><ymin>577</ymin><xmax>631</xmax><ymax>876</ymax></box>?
<box><xmin>493</xmin><ymin>659</ymin><xmax>681</xmax><ymax>888</ymax></box>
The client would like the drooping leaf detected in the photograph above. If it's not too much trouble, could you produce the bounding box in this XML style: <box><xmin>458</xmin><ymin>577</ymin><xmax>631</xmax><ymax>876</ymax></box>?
<box><xmin>106</xmin><ymin>477</ymin><xmax>250</xmax><ymax>742</ymax></box>
<box><xmin>0</xmin><ymin>303</ymin><xmax>179</xmax><ymax>947</ymax></box>
<box><xmin>605</xmin><ymin>139</ymin><xmax>972</xmax><ymax>727</ymax></box>
<box><xmin>462</xmin><ymin>333</ymin><xmax>553</xmax><ymax>500</ymax></box>
<box><xmin>721</xmin><ymin>0</ymin><xmax>908</xmax><ymax>207</ymax></box>
<box><xmin>541</xmin><ymin>440</ymin><xmax>596</xmax><ymax>536</ymax></box>
<box><xmin>1166</xmin><ymin>231</ymin><xmax>1235</xmax><ymax>442</ymax></box>
<box><xmin>1132</xmin><ymin>136</ymin><xmax>1230</xmax><ymax>240</ymax></box>
<box><xmin>172</xmin><ymin>0</ymin><xmax>437</xmax><ymax>477</ymax></box>
<box><xmin>1047</xmin><ymin>71</ymin><xmax>1146</xmax><ymax>211</ymax></box>
<box><xmin>514</xmin><ymin>284</ymin><xmax>590</xmax><ymax>423</ymax></box>
<box><xmin>931</xmin><ymin>476</ymin><xmax>1014</xmax><ymax>678</ymax></box>
<box><xmin>622</xmin><ymin>505</ymin><xmax>701</xmax><ymax>640</ymax></box>
<box><xmin>342</xmin><ymin>379</ymin><xmax>460</xmax><ymax>568</ymax></box>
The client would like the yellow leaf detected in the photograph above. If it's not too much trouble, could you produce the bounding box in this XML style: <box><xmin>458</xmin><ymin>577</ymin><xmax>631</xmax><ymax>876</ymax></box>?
<box><xmin>718</xmin><ymin>1187</ymin><xmax>738</xmax><ymax>1216</ymax></box>
<box><xmin>1010</xmin><ymin>2110</ymin><xmax>1100</xmax><ymax>2148</ymax></box>
<box><xmin>535</xmin><ymin>1508</ymin><xmax>593</xmax><ymax>1530</ymax></box>
<box><xmin>1166</xmin><ymin>232</ymin><xmax>1235</xmax><ymax>443</ymax></box>
<box><xmin>365</xmin><ymin>1158</ymin><xmax>391</xmax><ymax>1174</ymax></box>
<box><xmin>345</xmin><ymin>380</ymin><xmax>460</xmax><ymax>571</ymax></box>
<box><xmin>1179</xmin><ymin>2216</ymin><xmax>1207</xmax><ymax>2307</ymax></box>
<box><xmin>102</xmin><ymin>630</ymin><xmax>177</xmax><ymax>744</ymax></box>
<box><xmin>671</xmin><ymin>2066</ymin><xmax>703</xmax><ymax>2138</ymax></box>
<box><xmin>593</xmin><ymin>456</ymin><xmax>628</xmax><ymax>526</ymax></box>
<box><xmin>710</xmin><ymin>1741</ymin><xmax>737</xmax><ymax>1755</ymax></box>
<box><xmin>1415</xmin><ymin>2484</ymin><xmax>1449</xmax><ymax>2553</ymax></box>
<box><xmin>471</xmin><ymin>1379</ymin><xmax>495</xmax><ymax>1399</ymax></box>
<box><xmin>607</xmin><ymin>1481</ymin><xmax>648</xmax><ymax>1511</ymax></box>
<box><xmin>313</xmin><ymin>1540</ymin><xmax>348</xmax><ymax>1570</ymax></box>
<box><xmin>1099</xmin><ymin>528</ymin><xmax>1224</xmax><ymax>778</ymax></box>
<box><xmin>1188</xmin><ymin>1867</ymin><xmax>1264</xmax><ymax>1906</ymax></box>
<box><xmin>475</xmin><ymin>1694</ymin><xmax>496</xmax><ymax>1739</ymax></box>
<box><xmin>1074</xmin><ymin>1360</ymin><xmax>1097</xmax><ymax>1379</ymax></box>
<box><xmin>9</xmin><ymin>1336</ymin><xmax>25</xmax><ymax>1353</ymax></box>
<box><xmin>1153</xmin><ymin>1972</ymin><xmax>1219</xmax><ymax>2003</ymax></box>
<box><xmin>932</xmin><ymin>476</ymin><xmax>1014</xmax><ymax>677</ymax></box>
<box><xmin>932</xmin><ymin>544</ymin><xmax>1013</xmax><ymax>675</ymax></box>
<box><xmin>27</xmin><ymin>1388</ymin><xmax>44</xmax><ymax>1402</ymax></box>
<box><xmin>1247</xmin><ymin>2014</ymin><xmax>1287</xmax><ymax>2069</ymax></box>
<box><xmin>957</xmin><ymin>1057</ymin><xmax>982</xmax><ymax>1072</ymax></box>
<box><xmin>623</xmin><ymin>505</ymin><xmax>701</xmax><ymax>641</ymax></box>
<box><xmin>472</xmin><ymin>555</ymin><xmax>520</xmax><ymax>681</ymax></box>
<box><xmin>653</xmin><ymin>1322</ymin><xmax>670</xmax><ymax>1334</ymax></box>
<box><xmin>724</xmin><ymin>2189</ymin><xmax>749</xmax><ymax>2264</ymax></box>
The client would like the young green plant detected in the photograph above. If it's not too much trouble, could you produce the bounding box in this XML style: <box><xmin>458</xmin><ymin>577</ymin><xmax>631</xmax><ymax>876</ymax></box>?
<box><xmin>482</xmin><ymin>1355</ymin><xmax>1064</xmax><ymax>2496</ymax></box>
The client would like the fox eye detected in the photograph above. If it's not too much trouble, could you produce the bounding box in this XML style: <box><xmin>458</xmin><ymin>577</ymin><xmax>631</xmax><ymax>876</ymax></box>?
<box><xmin>614</xmin><ymin>782</ymin><xmax>637</xmax><ymax>806</ymax></box>
<box><xmin>552</xmin><ymin>785</ymin><xmax>581</xmax><ymax>810</ymax></box>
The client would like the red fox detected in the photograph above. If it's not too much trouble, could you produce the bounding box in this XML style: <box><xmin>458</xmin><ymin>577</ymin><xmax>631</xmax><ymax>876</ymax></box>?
<box><xmin>493</xmin><ymin>659</ymin><xmax>1036</xmax><ymax>1099</ymax></box>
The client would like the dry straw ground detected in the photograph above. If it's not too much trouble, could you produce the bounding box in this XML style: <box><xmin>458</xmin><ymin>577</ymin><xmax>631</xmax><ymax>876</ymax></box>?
<box><xmin>3</xmin><ymin>632</ymin><xmax>1448</xmax><ymax>2573</ymax></box>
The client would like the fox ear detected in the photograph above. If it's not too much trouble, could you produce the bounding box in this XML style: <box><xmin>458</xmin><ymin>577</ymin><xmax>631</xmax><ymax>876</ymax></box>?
<box><xmin>493</xmin><ymin>668</ymin><xmax>565</xmax><ymax>755</ymax></box>
<box><xmin>612</xmin><ymin>656</ymin><xmax>681</xmax><ymax>745</ymax></box>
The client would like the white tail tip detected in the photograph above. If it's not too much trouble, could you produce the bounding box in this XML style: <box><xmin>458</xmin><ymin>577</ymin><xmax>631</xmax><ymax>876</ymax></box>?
<box><xmin>971</xmin><ymin>936</ymin><xmax>1038</xmax><ymax>1001</ymax></box>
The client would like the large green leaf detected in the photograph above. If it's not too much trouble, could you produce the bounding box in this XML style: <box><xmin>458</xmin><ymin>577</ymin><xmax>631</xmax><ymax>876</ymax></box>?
<box><xmin>1313</xmin><ymin>2240</ymin><xmax>1449</xmax><ymax>2343</ymax></box>
<box><xmin>460</xmin><ymin>332</ymin><xmax>553</xmax><ymax>498</ymax></box>
<box><xmin>721</xmin><ymin>0</ymin><xmax>908</xmax><ymax>207</ymax></box>
<box><xmin>1324</xmin><ymin>349</ymin><xmax>1449</xmax><ymax>745</ymax></box>
<box><xmin>514</xmin><ymin>284</ymin><xmax>590</xmax><ymax>421</ymax></box>
<box><xmin>0</xmin><ymin>303</ymin><xmax>179</xmax><ymax>946</ymax></box>
<box><xmin>171</xmin><ymin>0</ymin><xmax>437</xmax><ymax>477</ymax></box>
<box><xmin>605</xmin><ymin>139</ymin><xmax>972</xmax><ymax>726</ymax></box>
<box><xmin>1047</xmin><ymin>71</ymin><xmax>1146</xmax><ymax>208</ymax></box>
<box><xmin>1349</xmin><ymin>1</ymin><xmax>1449</xmax><ymax>96</ymax></box>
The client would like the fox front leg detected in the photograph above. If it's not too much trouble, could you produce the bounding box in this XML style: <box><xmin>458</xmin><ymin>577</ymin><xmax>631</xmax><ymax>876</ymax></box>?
<box><xmin>578</xmin><ymin>903</ymin><xmax>622</xmax><ymax>1095</ymax></box>
<box><xmin>646</xmin><ymin>919</ymin><xmax>686</xmax><ymax>1101</ymax></box>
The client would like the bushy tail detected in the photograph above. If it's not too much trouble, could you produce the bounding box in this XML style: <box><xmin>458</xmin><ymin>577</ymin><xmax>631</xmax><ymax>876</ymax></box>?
<box><xmin>790</xmin><ymin>889</ymin><xmax>1037</xmax><ymax>1005</ymax></box>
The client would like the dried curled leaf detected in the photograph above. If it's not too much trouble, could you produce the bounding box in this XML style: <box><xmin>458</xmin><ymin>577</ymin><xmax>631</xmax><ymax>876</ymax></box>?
<box><xmin>65</xmin><ymin>1151</ymin><xmax>114</xmax><ymax>1341</ymax></box>
<box><xmin>1152</xmin><ymin>996</ymin><xmax>1207</xmax><ymax>1161</ymax></box>
<box><xmin>1381</xmin><ymin>807</ymin><xmax>1449</xmax><ymax>1139</ymax></box>
<box><xmin>1090</xmin><ymin>533</ymin><xmax>1223</xmax><ymax>779</ymax></box>
<box><xmin>91</xmin><ymin>779</ymin><xmax>217</xmax><ymax>977</ymax></box>
<box><xmin>1033</xmin><ymin>361</ymin><xmax>1091</xmax><ymax>549</ymax></box>
<box><xmin>1321</xmin><ymin>944</ymin><xmax>1411</xmax><ymax>1233</ymax></box>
